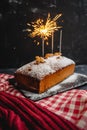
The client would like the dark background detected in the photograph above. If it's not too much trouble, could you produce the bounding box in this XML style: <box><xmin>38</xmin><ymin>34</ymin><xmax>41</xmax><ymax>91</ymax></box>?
<box><xmin>0</xmin><ymin>0</ymin><xmax>87</xmax><ymax>68</ymax></box>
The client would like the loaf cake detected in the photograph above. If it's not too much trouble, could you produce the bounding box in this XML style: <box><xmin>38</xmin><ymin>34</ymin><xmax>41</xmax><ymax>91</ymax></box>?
<box><xmin>15</xmin><ymin>54</ymin><xmax>75</xmax><ymax>93</ymax></box>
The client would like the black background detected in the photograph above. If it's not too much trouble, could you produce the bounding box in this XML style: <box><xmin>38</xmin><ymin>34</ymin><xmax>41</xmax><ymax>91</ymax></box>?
<box><xmin>0</xmin><ymin>0</ymin><xmax>87</xmax><ymax>68</ymax></box>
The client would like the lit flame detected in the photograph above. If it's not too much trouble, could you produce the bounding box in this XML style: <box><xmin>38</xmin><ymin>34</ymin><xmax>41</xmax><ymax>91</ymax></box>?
<box><xmin>27</xmin><ymin>13</ymin><xmax>62</xmax><ymax>41</ymax></box>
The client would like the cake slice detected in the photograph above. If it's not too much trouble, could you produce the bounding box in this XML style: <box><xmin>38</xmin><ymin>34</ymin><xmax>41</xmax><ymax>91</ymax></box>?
<box><xmin>14</xmin><ymin>55</ymin><xmax>75</xmax><ymax>93</ymax></box>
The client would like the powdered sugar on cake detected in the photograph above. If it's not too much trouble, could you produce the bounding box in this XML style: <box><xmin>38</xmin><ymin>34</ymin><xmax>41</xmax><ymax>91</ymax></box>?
<box><xmin>16</xmin><ymin>56</ymin><xmax>75</xmax><ymax>80</ymax></box>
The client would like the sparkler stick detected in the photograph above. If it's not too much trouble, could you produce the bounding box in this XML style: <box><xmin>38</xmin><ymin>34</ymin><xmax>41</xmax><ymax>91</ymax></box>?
<box><xmin>42</xmin><ymin>36</ymin><xmax>45</xmax><ymax>57</ymax></box>
<box><xmin>59</xmin><ymin>29</ymin><xmax>62</xmax><ymax>53</ymax></box>
<box><xmin>52</xmin><ymin>31</ymin><xmax>54</xmax><ymax>53</ymax></box>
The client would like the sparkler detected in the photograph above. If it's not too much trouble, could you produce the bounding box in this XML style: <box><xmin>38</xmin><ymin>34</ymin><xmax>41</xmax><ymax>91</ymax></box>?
<box><xmin>27</xmin><ymin>13</ymin><xmax>62</xmax><ymax>56</ymax></box>
<box><xmin>59</xmin><ymin>29</ymin><xmax>62</xmax><ymax>53</ymax></box>
<box><xmin>51</xmin><ymin>31</ymin><xmax>54</xmax><ymax>53</ymax></box>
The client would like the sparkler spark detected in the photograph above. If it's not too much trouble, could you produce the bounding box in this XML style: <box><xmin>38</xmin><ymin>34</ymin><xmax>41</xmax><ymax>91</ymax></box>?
<box><xmin>27</xmin><ymin>13</ymin><xmax>62</xmax><ymax>56</ymax></box>
<box><xmin>27</xmin><ymin>13</ymin><xmax>62</xmax><ymax>40</ymax></box>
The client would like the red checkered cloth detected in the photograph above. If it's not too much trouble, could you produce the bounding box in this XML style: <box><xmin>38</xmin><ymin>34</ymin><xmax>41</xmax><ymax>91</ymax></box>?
<box><xmin>0</xmin><ymin>73</ymin><xmax>87</xmax><ymax>130</ymax></box>
<box><xmin>0</xmin><ymin>73</ymin><xmax>24</xmax><ymax>97</ymax></box>
<box><xmin>37</xmin><ymin>90</ymin><xmax>87</xmax><ymax>130</ymax></box>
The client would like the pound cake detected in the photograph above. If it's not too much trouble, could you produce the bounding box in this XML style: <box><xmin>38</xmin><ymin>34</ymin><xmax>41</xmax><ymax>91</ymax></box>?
<box><xmin>15</xmin><ymin>54</ymin><xmax>75</xmax><ymax>93</ymax></box>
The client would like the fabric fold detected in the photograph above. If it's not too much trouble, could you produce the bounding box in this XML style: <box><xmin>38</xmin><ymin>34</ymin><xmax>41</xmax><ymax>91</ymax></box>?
<box><xmin>0</xmin><ymin>92</ymin><xmax>80</xmax><ymax>130</ymax></box>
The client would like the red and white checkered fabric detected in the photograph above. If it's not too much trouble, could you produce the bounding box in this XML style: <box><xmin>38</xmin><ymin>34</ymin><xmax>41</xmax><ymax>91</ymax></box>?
<box><xmin>37</xmin><ymin>89</ymin><xmax>87</xmax><ymax>130</ymax></box>
<box><xmin>0</xmin><ymin>73</ymin><xmax>24</xmax><ymax>97</ymax></box>
<box><xmin>0</xmin><ymin>73</ymin><xmax>87</xmax><ymax>130</ymax></box>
